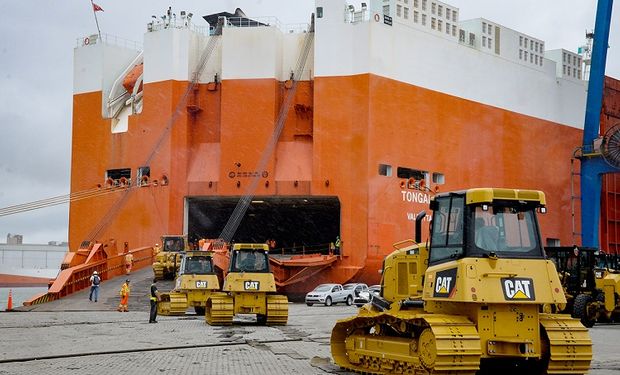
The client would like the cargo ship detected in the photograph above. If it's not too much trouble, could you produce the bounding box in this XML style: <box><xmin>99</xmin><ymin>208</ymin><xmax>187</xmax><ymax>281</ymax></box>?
<box><xmin>66</xmin><ymin>0</ymin><xmax>619</xmax><ymax>297</ymax></box>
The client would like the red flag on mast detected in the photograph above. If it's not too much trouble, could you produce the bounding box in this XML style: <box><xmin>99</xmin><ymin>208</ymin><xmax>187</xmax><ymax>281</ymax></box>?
<box><xmin>93</xmin><ymin>3</ymin><xmax>104</xmax><ymax>12</ymax></box>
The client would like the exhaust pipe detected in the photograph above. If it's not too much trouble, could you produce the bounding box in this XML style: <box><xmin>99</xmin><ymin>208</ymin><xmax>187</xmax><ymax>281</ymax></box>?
<box><xmin>415</xmin><ymin>211</ymin><xmax>426</xmax><ymax>243</ymax></box>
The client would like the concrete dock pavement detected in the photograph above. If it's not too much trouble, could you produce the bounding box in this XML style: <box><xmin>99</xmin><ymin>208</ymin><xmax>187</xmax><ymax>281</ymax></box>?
<box><xmin>16</xmin><ymin>266</ymin><xmax>174</xmax><ymax>313</ymax></box>
<box><xmin>2</xmin><ymin>268</ymin><xmax>619</xmax><ymax>374</ymax></box>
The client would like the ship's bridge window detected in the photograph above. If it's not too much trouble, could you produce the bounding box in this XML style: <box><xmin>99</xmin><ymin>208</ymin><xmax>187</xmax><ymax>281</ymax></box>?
<box><xmin>378</xmin><ymin>164</ymin><xmax>392</xmax><ymax>177</ymax></box>
<box><xmin>316</xmin><ymin>7</ymin><xmax>323</xmax><ymax>18</ymax></box>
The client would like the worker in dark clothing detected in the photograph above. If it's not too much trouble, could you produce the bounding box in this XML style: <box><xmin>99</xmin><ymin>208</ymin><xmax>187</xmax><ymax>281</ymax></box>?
<box><xmin>149</xmin><ymin>279</ymin><xmax>160</xmax><ymax>323</ymax></box>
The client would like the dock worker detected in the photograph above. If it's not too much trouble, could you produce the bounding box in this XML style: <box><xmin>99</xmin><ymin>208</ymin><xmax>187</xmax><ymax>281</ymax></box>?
<box><xmin>149</xmin><ymin>279</ymin><xmax>160</xmax><ymax>323</ymax></box>
<box><xmin>89</xmin><ymin>271</ymin><xmax>101</xmax><ymax>302</ymax></box>
<box><xmin>153</xmin><ymin>243</ymin><xmax>161</xmax><ymax>258</ymax></box>
<box><xmin>335</xmin><ymin>236</ymin><xmax>341</xmax><ymax>256</ymax></box>
<box><xmin>124</xmin><ymin>250</ymin><xmax>134</xmax><ymax>275</ymax></box>
<box><xmin>117</xmin><ymin>279</ymin><xmax>130</xmax><ymax>312</ymax></box>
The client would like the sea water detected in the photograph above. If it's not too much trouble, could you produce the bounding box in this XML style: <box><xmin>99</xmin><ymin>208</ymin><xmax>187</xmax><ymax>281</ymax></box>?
<box><xmin>0</xmin><ymin>287</ymin><xmax>48</xmax><ymax>309</ymax></box>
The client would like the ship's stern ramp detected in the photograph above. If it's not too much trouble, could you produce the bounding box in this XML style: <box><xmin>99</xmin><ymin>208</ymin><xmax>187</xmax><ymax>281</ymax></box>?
<box><xmin>187</xmin><ymin>196</ymin><xmax>340</xmax><ymax>288</ymax></box>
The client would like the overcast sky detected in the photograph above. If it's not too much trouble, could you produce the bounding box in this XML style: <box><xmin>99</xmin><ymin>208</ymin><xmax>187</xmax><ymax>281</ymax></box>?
<box><xmin>0</xmin><ymin>1</ymin><xmax>617</xmax><ymax>245</ymax></box>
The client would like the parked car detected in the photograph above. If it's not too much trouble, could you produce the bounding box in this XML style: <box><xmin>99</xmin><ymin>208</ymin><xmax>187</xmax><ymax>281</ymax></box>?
<box><xmin>353</xmin><ymin>284</ymin><xmax>381</xmax><ymax>307</ymax></box>
<box><xmin>305</xmin><ymin>283</ymin><xmax>354</xmax><ymax>306</ymax></box>
<box><xmin>343</xmin><ymin>283</ymin><xmax>368</xmax><ymax>298</ymax></box>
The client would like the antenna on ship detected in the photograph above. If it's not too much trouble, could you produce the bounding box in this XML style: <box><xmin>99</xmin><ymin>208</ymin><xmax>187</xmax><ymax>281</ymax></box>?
<box><xmin>578</xmin><ymin>30</ymin><xmax>594</xmax><ymax>80</ymax></box>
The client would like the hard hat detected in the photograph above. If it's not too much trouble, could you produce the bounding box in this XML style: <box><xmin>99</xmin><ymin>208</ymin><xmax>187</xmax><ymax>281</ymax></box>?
<box><xmin>155</xmin><ymin>243</ymin><xmax>159</xmax><ymax>246</ymax></box>
<box><xmin>126</xmin><ymin>279</ymin><xmax>130</xmax><ymax>283</ymax></box>
<box><xmin>93</xmin><ymin>271</ymin><xmax>98</xmax><ymax>275</ymax></box>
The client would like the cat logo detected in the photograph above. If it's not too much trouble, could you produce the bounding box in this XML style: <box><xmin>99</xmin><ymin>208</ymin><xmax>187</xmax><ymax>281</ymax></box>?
<box><xmin>433</xmin><ymin>268</ymin><xmax>458</xmax><ymax>297</ymax></box>
<box><xmin>501</xmin><ymin>278</ymin><xmax>535</xmax><ymax>301</ymax></box>
<box><xmin>195</xmin><ymin>281</ymin><xmax>208</xmax><ymax>288</ymax></box>
<box><xmin>244</xmin><ymin>281</ymin><xmax>260</xmax><ymax>290</ymax></box>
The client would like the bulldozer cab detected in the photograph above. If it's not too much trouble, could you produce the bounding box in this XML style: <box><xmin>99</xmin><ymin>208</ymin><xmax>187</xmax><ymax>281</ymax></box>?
<box><xmin>180</xmin><ymin>251</ymin><xmax>214</xmax><ymax>275</ymax></box>
<box><xmin>161</xmin><ymin>235</ymin><xmax>186</xmax><ymax>252</ymax></box>
<box><xmin>429</xmin><ymin>189</ymin><xmax>547</xmax><ymax>265</ymax></box>
<box><xmin>230</xmin><ymin>244</ymin><xmax>270</xmax><ymax>273</ymax></box>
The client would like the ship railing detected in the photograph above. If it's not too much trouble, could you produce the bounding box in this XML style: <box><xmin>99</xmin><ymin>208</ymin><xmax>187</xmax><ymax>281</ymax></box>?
<box><xmin>223</xmin><ymin>16</ymin><xmax>281</xmax><ymax>30</ymax></box>
<box><xmin>148</xmin><ymin>19</ymin><xmax>210</xmax><ymax>35</ymax></box>
<box><xmin>217</xmin><ymin>16</ymin><xmax>310</xmax><ymax>34</ymax></box>
<box><xmin>76</xmin><ymin>33</ymin><xmax>142</xmax><ymax>50</ymax></box>
<box><xmin>23</xmin><ymin>245</ymin><xmax>154</xmax><ymax>307</ymax></box>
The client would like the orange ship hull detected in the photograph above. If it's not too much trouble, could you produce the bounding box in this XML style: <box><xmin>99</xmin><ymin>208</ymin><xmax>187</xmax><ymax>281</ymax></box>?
<box><xmin>69</xmin><ymin>72</ymin><xmax>590</xmax><ymax>294</ymax></box>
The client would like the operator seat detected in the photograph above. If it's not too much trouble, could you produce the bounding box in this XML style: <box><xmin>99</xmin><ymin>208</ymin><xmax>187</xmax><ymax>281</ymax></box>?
<box><xmin>475</xmin><ymin>218</ymin><xmax>499</xmax><ymax>251</ymax></box>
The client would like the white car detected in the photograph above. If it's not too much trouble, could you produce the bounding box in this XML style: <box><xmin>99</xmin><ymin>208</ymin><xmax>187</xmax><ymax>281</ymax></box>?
<box><xmin>354</xmin><ymin>284</ymin><xmax>381</xmax><ymax>307</ymax></box>
<box><xmin>305</xmin><ymin>283</ymin><xmax>354</xmax><ymax>306</ymax></box>
<box><xmin>344</xmin><ymin>283</ymin><xmax>368</xmax><ymax>298</ymax></box>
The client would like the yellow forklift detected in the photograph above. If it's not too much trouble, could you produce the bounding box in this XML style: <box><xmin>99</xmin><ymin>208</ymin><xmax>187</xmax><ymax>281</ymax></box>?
<box><xmin>158</xmin><ymin>249</ymin><xmax>221</xmax><ymax>315</ymax></box>
<box><xmin>331</xmin><ymin>188</ymin><xmax>592</xmax><ymax>374</ymax></box>
<box><xmin>205</xmin><ymin>243</ymin><xmax>288</xmax><ymax>326</ymax></box>
<box><xmin>152</xmin><ymin>234</ymin><xmax>187</xmax><ymax>281</ymax></box>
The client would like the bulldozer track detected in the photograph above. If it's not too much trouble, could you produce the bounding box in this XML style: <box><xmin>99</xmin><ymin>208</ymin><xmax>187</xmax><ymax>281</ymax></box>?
<box><xmin>540</xmin><ymin>314</ymin><xmax>592</xmax><ymax>374</ymax></box>
<box><xmin>153</xmin><ymin>266</ymin><xmax>164</xmax><ymax>281</ymax></box>
<box><xmin>331</xmin><ymin>312</ymin><xmax>480</xmax><ymax>374</ymax></box>
<box><xmin>158</xmin><ymin>292</ymin><xmax>188</xmax><ymax>316</ymax></box>
<box><xmin>206</xmin><ymin>294</ymin><xmax>234</xmax><ymax>325</ymax></box>
<box><xmin>266</xmin><ymin>295</ymin><xmax>289</xmax><ymax>325</ymax></box>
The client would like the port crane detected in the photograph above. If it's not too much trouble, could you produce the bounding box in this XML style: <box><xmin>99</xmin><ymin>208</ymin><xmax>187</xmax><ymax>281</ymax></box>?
<box><xmin>579</xmin><ymin>0</ymin><xmax>616</xmax><ymax>249</ymax></box>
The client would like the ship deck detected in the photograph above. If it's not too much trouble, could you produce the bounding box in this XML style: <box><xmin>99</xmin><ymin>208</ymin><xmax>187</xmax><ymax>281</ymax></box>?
<box><xmin>2</xmin><ymin>267</ymin><xmax>618</xmax><ymax>374</ymax></box>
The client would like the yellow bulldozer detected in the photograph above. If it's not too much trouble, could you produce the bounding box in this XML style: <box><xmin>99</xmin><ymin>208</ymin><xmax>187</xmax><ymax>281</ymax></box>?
<box><xmin>331</xmin><ymin>188</ymin><xmax>592</xmax><ymax>374</ymax></box>
<box><xmin>205</xmin><ymin>243</ymin><xmax>288</xmax><ymax>326</ymax></box>
<box><xmin>157</xmin><ymin>249</ymin><xmax>220</xmax><ymax>316</ymax></box>
<box><xmin>152</xmin><ymin>234</ymin><xmax>187</xmax><ymax>281</ymax></box>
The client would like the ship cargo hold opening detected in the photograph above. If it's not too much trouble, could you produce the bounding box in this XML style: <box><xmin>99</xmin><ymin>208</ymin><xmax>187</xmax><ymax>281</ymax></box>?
<box><xmin>187</xmin><ymin>197</ymin><xmax>341</xmax><ymax>254</ymax></box>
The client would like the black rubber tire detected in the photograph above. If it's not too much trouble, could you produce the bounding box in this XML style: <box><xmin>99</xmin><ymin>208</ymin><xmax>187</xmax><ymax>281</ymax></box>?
<box><xmin>306</xmin><ymin>303</ymin><xmax>313</xmax><ymax>306</ymax></box>
<box><xmin>194</xmin><ymin>306</ymin><xmax>205</xmax><ymax>316</ymax></box>
<box><xmin>573</xmin><ymin>293</ymin><xmax>596</xmax><ymax>328</ymax></box>
<box><xmin>346</xmin><ymin>295</ymin><xmax>353</xmax><ymax>306</ymax></box>
<box><xmin>325</xmin><ymin>296</ymin><xmax>332</xmax><ymax>307</ymax></box>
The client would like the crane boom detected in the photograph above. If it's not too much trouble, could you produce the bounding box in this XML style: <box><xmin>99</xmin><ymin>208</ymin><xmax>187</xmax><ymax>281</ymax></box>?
<box><xmin>580</xmin><ymin>0</ymin><xmax>615</xmax><ymax>248</ymax></box>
